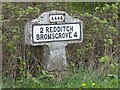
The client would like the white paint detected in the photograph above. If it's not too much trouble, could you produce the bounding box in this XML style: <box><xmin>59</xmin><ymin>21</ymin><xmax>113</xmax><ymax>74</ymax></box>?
<box><xmin>32</xmin><ymin>23</ymin><xmax>82</xmax><ymax>42</ymax></box>
<box><xmin>49</xmin><ymin>14</ymin><xmax>64</xmax><ymax>22</ymax></box>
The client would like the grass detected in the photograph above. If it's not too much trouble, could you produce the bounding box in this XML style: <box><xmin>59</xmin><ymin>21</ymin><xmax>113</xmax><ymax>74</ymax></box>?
<box><xmin>0</xmin><ymin>75</ymin><xmax>2</xmax><ymax>90</ymax></box>
<box><xmin>2</xmin><ymin>67</ymin><xmax>118</xmax><ymax>88</ymax></box>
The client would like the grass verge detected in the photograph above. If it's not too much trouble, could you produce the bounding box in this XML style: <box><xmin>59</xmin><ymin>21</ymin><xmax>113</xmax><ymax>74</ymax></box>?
<box><xmin>2</xmin><ymin>67</ymin><xmax>118</xmax><ymax>88</ymax></box>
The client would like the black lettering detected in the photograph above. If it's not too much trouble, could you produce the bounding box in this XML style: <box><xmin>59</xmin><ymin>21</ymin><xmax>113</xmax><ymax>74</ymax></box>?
<box><xmin>58</xmin><ymin>16</ymin><xmax>59</xmax><ymax>20</ymax></box>
<box><xmin>46</xmin><ymin>27</ymin><xmax>49</xmax><ymax>33</ymax></box>
<box><xmin>65</xmin><ymin>33</ymin><xmax>69</xmax><ymax>38</ymax></box>
<box><xmin>55</xmin><ymin>33</ymin><xmax>58</xmax><ymax>39</ymax></box>
<box><xmin>66</xmin><ymin>26</ymin><xmax>69</xmax><ymax>32</ymax></box>
<box><xmin>59</xmin><ymin>33</ymin><xmax>62</xmax><ymax>38</ymax></box>
<box><xmin>44</xmin><ymin>34</ymin><xmax>47</xmax><ymax>40</ymax></box>
<box><xmin>53</xmin><ymin>27</ymin><xmax>57</xmax><ymax>32</ymax></box>
<box><xmin>52</xmin><ymin>17</ymin><xmax>54</xmax><ymax>20</ymax></box>
<box><xmin>40</xmin><ymin>27</ymin><xmax>43</xmax><ymax>33</ymax></box>
<box><xmin>69</xmin><ymin>32</ymin><xmax>72</xmax><ymax>38</ymax></box>
<box><xmin>74</xmin><ymin>32</ymin><xmax>77</xmax><ymax>37</ymax></box>
<box><xmin>62</xmin><ymin>33</ymin><xmax>65</xmax><ymax>38</ymax></box>
<box><xmin>40</xmin><ymin>34</ymin><xmax>44</xmax><ymax>40</ymax></box>
<box><xmin>48</xmin><ymin>34</ymin><xmax>51</xmax><ymax>39</ymax></box>
<box><xmin>62</xmin><ymin>26</ymin><xmax>66</xmax><ymax>32</ymax></box>
<box><xmin>57</xmin><ymin>26</ymin><xmax>61</xmax><ymax>32</ymax></box>
<box><xmin>36</xmin><ymin>34</ymin><xmax>40</xmax><ymax>40</ymax></box>
<box><xmin>52</xmin><ymin>33</ymin><xmax>55</xmax><ymax>39</ymax></box>
<box><xmin>70</xmin><ymin>26</ymin><xmax>73</xmax><ymax>32</ymax></box>
<box><xmin>55</xmin><ymin>17</ymin><xmax>57</xmax><ymax>20</ymax></box>
<box><xmin>61</xmin><ymin>16</ymin><xmax>63</xmax><ymax>20</ymax></box>
<box><xmin>50</xmin><ymin>27</ymin><xmax>53</xmax><ymax>33</ymax></box>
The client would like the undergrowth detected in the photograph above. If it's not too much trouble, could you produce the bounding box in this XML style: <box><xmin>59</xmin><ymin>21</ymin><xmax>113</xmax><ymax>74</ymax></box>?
<box><xmin>2</xmin><ymin>67</ymin><xmax>118</xmax><ymax>88</ymax></box>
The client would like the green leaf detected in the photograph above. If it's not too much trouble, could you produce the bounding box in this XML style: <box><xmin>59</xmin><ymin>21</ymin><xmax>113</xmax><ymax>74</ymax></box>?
<box><xmin>108</xmin><ymin>39</ymin><xmax>113</xmax><ymax>45</ymax></box>
<box><xmin>99</xmin><ymin>56</ymin><xmax>110</xmax><ymax>63</ymax></box>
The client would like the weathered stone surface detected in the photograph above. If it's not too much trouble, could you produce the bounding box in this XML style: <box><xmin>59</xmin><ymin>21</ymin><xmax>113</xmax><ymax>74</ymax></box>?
<box><xmin>24</xmin><ymin>10</ymin><xmax>83</xmax><ymax>71</ymax></box>
<box><xmin>43</xmin><ymin>44</ymin><xmax>67</xmax><ymax>71</ymax></box>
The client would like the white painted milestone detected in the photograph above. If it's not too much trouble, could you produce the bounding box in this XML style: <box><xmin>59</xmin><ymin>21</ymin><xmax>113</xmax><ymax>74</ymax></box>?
<box><xmin>25</xmin><ymin>10</ymin><xmax>83</xmax><ymax>71</ymax></box>
<box><xmin>32</xmin><ymin>23</ymin><xmax>81</xmax><ymax>43</ymax></box>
